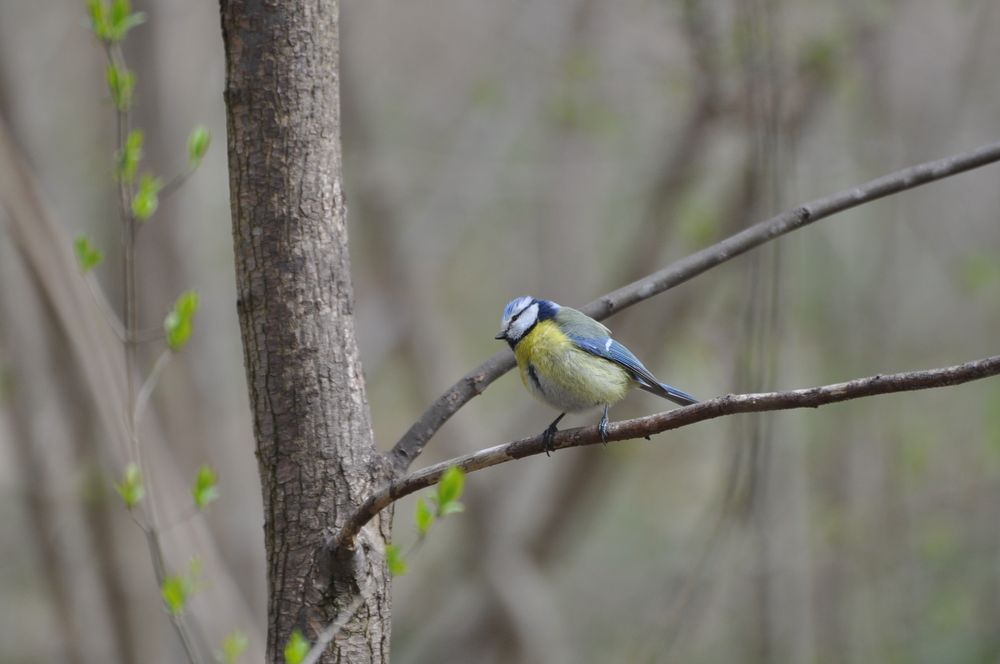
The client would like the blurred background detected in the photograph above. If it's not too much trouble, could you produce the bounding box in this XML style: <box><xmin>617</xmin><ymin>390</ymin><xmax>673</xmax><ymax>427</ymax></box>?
<box><xmin>2</xmin><ymin>0</ymin><xmax>1000</xmax><ymax>662</ymax></box>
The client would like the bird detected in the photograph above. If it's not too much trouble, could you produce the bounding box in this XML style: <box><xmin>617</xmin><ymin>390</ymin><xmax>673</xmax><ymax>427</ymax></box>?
<box><xmin>495</xmin><ymin>296</ymin><xmax>697</xmax><ymax>454</ymax></box>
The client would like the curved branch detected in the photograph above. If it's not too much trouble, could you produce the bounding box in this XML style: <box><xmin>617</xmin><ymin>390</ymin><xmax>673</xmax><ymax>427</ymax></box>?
<box><xmin>352</xmin><ymin>354</ymin><xmax>1000</xmax><ymax>550</ymax></box>
<box><xmin>388</xmin><ymin>140</ymin><xmax>1000</xmax><ymax>472</ymax></box>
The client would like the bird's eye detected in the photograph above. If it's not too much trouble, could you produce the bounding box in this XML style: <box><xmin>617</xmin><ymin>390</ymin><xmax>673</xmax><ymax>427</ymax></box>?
<box><xmin>511</xmin><ymin>312</ymin><xmax>521</xmax><ymax>322</ymax></box>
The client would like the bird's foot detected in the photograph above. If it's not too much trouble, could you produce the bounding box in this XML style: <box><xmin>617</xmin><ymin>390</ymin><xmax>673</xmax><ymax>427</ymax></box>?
<box><xmin>598</xmin><ymin>404</ymin><xmax>610</xmax><ymax>446</ymax></box>
<box><xmin>542</xmin><ymin>413</ymin><xmax>566</xmax><ymax>456</ymax></box>
<box><xmin>542</xmin><ymin>425</ymin><xmax>557</xmax><ymax>456</ymax></box>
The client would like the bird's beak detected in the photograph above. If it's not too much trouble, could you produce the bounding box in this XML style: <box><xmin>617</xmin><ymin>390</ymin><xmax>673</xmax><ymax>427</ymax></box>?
<box><xmin>494</xmin><ymin>330</ymin><xmax>506</xmax><ymax>340</ymax></box>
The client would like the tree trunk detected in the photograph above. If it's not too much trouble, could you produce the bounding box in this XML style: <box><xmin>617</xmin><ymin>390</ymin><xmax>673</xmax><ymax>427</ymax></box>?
<box><xmin>219</xmin><ymin>2</ymin><xmax>392</xmax><ymax>661</ymax></box>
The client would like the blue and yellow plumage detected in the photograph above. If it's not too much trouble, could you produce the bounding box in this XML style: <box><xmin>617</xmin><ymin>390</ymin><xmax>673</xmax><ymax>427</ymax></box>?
<box><xmin>495</xmin><ymin>296</ymin><xmax>696</xmax><ymax>453</ymax></box>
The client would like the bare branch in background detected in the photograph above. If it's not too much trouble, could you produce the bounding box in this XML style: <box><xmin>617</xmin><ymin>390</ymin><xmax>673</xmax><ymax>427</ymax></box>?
<box><xmin>388</xmin><ymin>139</ymin><xmax>1000</xmax><ymax>472</ymax></box>
<box><xmin>0</xmin><ymin>305</ymin><xmax>86</xmax><ymax>664</ymax></box>
<box><xmin>0</xmin><ymin>117</ymin><xmax>266</xmax><ymax>660</ymax></box>
<box><xmin>622</xmin><ymin>0</ymin><xmax>721</xmax><ymax>282</ymax></box>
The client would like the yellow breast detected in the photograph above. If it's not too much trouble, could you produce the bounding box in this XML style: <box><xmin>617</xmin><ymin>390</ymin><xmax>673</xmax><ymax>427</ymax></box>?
<box><xmin>513</xmin><ymin>320</ymin><xmax>631</xmax><ymax>412</ymax></box>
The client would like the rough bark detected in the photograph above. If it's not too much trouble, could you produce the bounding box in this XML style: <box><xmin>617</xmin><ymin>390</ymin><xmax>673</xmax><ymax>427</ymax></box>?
<box><xmin>219</xmin><ymin>2</ymin><xmax>391</xmax><ymax>662</ymax></box>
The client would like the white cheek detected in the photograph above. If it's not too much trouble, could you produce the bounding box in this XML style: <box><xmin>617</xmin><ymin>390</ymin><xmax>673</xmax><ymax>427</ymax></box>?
<box><xmin>509</xmin><ymin>317</ymin><xmax>531</xmax><ymax>339</ymax></box>
<box><xmin>508</xmin><ymin>304</ymin><xmax>539</xmax><ymax>339</ymax></box>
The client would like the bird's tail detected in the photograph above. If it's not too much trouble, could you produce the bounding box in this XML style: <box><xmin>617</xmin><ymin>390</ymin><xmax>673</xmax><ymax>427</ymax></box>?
<box><xmin>639</xmin><ymin>381</ymin><xmax>698</xmax><ymax>407</ymax></box>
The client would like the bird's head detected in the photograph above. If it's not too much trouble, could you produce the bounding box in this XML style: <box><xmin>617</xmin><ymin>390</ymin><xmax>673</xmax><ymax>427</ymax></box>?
<box><xmin>495</xmin><ymin>296</ymin><xmax>559</xmax><ymax>346</ymax></box>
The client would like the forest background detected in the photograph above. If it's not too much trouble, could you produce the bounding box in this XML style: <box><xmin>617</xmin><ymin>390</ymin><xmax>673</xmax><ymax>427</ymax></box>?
<box><xmin>2</xmin><ymin>0</ymin><xmax>1000</xmax><ymax>662</ymax></box>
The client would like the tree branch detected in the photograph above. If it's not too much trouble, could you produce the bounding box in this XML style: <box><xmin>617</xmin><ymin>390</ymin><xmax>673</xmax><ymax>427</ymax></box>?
<box><xmin>388</xmin><ymin>140</ymin><xmax>1000</xmax><ymax>472</ymax></box>
<box><xmin>354</xmin><ymin>354</ymin><xmax>1000</xmax><ymax>551</ymax></box>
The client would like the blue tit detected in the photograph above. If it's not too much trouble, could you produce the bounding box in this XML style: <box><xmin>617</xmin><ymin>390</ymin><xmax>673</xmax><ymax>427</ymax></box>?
<box><xmin>495</xmin><ymin>296</ymin><xmax>697</xmax><ymax>454</ymax></box>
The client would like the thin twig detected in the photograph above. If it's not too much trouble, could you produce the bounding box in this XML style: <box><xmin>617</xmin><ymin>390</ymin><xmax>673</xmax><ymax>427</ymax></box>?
<box><xmin>344</xmin><ymin>354</ymin><xmax>1000</xmax><ymax>551</ymax></box>
<box><xmin>84</xmin><ymin>273</ymin><xmax>127</xmax><ymax>341</ymax></box>
<box><xmin>388</xmin><ymin>140</ymin><xmax>1000</xmax><ymax>472</ymax></box>
<box><xmin>145</xmin><ymin>528</ymin><xmax>203</xmax><ymax>664</ymax></box>
<box><xmin>82</xmin><ymin>275</ymin><xmax>163</xmax><ymax>343</ymax></box>
<box><xmin>103</xmin><ymin>41</ymin><xmax>204</xmax><ymax>664</ymax></box>
<box><xmin>105</xmin><ymin>41</ymin><xmax>140</xmax><ymax>465</ymax></box>
<box><xmin>0</xmin><ymin>113</ymin><xmax>265</xmax><ymax>660</ymax></box>
<box><xmin>159</xmin><ymin>169</ymin><xmax>193</xmax><ymax>201</ymax></box>
<box><xmin>133</xmin><ymin>349</ymin><xmax>171</xmax><ymax>426</ymax></box>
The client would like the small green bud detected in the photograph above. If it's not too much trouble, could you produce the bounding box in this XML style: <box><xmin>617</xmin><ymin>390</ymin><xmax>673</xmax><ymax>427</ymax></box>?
<box><xmin>114</xmin><ymin>462</ymin><xmax>144</xmax><ymax>509</ymax></box>
<box><xmin>109</xmin><ymin>0</ymin><xmax>129</xmax><ymax>28</ymax></box>
<box><xmin>386</xmin><ymin>543</ymin><xmax>407</xmax><ymax>576</ymax></box>
<box><xmin>87</xmin><ymin>0</ymin><xmax>110</xmax><ymax>40</ymax></box>
<box><xmin>98</xmin><ymin>0</ymin><xmax>145</xmax><ymax>42</ymax></box>
<box><xmin>435</xmin><ymin>466</ymin><xmax>465</xmax><ymax>515</ymax></box>
<box><xmin>283</xmin><ymin>629</ymin><xmax>309</xmax><ymax>664</ymax></box>
<box><xmin>164</xmin><ymin>290</ymin><xmax>199</xmax><ymax>351</ymax></box>
<box><xmin>118</xmin><ymin>129</ymin><xmax>143</xmax><ymax>183</ymax></box>
<box><xmin>191</xmin><ymin>464</ymin><xmax>219</xmax><ymax>512</ymax></box>
<box><xmin>73</xmin><ymin>234</ymin><xmax>104</xmax><ymax>272</ymax></box>
<box><xmin>161</xmin><ymin>574</ymin><xmax>188</xmax><ymax>616</ymax></box>
<box><xmin>431</xmin><ymin>466</ymin><xmax>466</xmax><ymax>517</ymax></box>
<box><xmin>415</xmin><ymin>497</ymin><xmax>434</xmax><ymax>537</ymax></box>
<box><xmin>187</xmin><ymin>126</ymin><xmax>211</xmax><ymax>168</ymax></box>
<box><xmin>105</xmin><ymin>64</ymin><xmax>135</xmax><ymax>111</ymax></box>
<box><xmin>218</xmin><ymin>631</ymin><xmax>249</xmax><ymax>664</ymax></box>
<box><xmin>131</xmin><ymin>173</ymin><xmax>162</xmax><ymax>220</ymax></box>
<box><xmin>160</xmin><ymin>557</ymin><xmax>202</xmax><ymax>616</ymax></box>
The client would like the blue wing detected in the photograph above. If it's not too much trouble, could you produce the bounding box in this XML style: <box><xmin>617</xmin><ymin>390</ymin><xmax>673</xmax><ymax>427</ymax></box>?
<box><xmin>568</xmin><ymin>335</ymin><xmax>697</xmax><ymax>407</ymax></box>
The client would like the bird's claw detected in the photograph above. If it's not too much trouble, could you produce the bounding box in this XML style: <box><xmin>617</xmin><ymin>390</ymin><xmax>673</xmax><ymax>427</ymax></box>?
<box><xmin>541</xmin><ymin>413</ymin><xmax>565</xmax><ymax>457</ymax></box>
<box><xmin>542</xmin><ymin>424</ymin><xmax>557</xmax><ymax>456</ymax></box>
<box><xmin>598</xmin><ymin>418</ymin><xmax>609</xmax><ymax>445</ymax></box>
<box><xmin>598</xmin><ymin>404</ymin><xmax>611</xmax><ymax>446</ymax></box>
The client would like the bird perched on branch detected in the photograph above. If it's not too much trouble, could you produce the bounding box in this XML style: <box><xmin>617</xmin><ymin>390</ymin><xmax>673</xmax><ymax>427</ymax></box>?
<box><xmin>495</xmin><ymin>296</ymin><xmax>697</xmax><ymax>454</ymax></box>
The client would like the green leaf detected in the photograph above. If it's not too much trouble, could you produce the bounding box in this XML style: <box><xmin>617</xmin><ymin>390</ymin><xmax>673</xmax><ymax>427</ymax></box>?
<box><xmin>435</xmin><ymin>466</ymin><xmax>465</xmax><ymax>509</ymax></box>
<box><xmin>386</xmin><ymin>543</ymin><xmax>407</xmax><ymax>576</ymax></box>
<box><xmin>118</xmin><ymin>129</ymin><xmax>143</xmax><ymax>183</ymax></box>
<box><xmin>160</xmin><ymin>557</ymin><xmax>202</xmax><ymax>616</ymax></box>
<box><xmin>131</xmin><ymin>173</ymin><xmax>162</xmax><ymax>220</ymax></box>
<box><xmin>161</xmin><ymin>574</ymin><xmax>188</xmax><ymax>616</ymax></box>
<box><xmin>415</xmin><ymin>497</ymin><xmax>434</xmax><ymax>537</ymax></box>
<box><xmin>187</xmin><ymin>126</ymin><xmax>211</xmax><ymax>168</ymax></box>
<box><xmin>99</xmin><ymin>0</ymin><xmax>145</xmax><ymax>41</ymax></box>
<box><xmin>192</xmin><ymin>464</ymin><xmax>220</xmax><ymax>512</ymax></box>
<box><xmin>87</xmin><ymin>0</ymin><xmax>110</xmax><ymax>40</ymax></box>
<box><xmin>109</xmin><ymin>0</ymin><xmax>129</xmax><ymax>28</ymax></box>
<box><xmin>164</xmin><ymin>290</ymin><xmax>199</xmax><ymax>351</ymax></box>
<box><xmin>114</xmin><ymin>462</ymin><xmax>144</xmax><ymax>509</ymax></box>
<box><xmin>121</xmin><ymin>12</ymin><xmax>146</xmax><ymax>36</ymax></box>
<box><xmin>73</xmin><ymin>234</ymin><xmax>104</xmax><ymax>272</ymax></box>
<box><xmin>105</xmin><ymin>64</ymin><xmax>135</xmax><ymax>111</ymax></box>
<box><xmin>283</xmin><ymin>629</ymin><xmax>310</xmax><ymax>664</ymax></box>
<box><xmin>217</xmin><ymin>631</ymin><xmax>249</xmax><ymax>664</ymax></box>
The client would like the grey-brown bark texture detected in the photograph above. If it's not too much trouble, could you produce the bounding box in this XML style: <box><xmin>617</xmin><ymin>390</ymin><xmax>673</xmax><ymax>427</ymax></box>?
<box><xmin>219</xmin><ymin>1</ymin><xmax>392</xmax><ymax>661</ymax></box>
